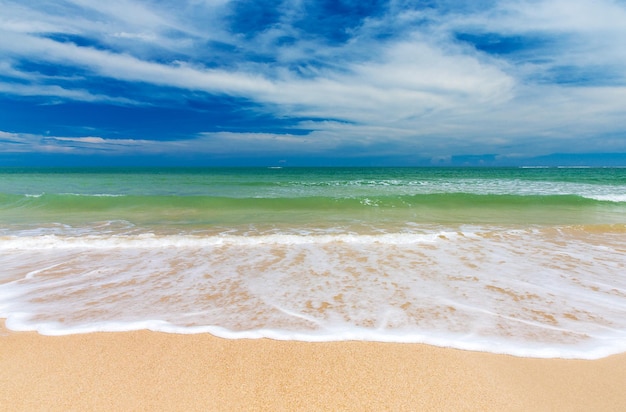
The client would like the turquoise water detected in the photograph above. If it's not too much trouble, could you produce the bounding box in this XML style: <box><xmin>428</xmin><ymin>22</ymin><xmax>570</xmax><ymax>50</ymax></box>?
<box><xmin>0</xmin><ymin>167</ymin><xmax>625</xmax><ymax>231</ymax></box>
<box><xmin>1</xmin><ymin>167</ymin><xmax>625</xmax><ymax>358</ymax></box>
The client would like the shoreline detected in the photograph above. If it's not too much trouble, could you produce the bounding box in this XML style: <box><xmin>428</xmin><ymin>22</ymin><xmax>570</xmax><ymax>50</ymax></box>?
<box><xmin>2</xmin><ymin>323</ymin><xmax>626</xmax><ymax>411</ymax></box>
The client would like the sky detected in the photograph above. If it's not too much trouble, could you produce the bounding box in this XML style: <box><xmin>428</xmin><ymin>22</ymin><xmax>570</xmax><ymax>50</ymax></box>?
<box><xmin>1</xmin><ymin>0</ymin><xmax>626</xmax><ymax>167</ymax></box>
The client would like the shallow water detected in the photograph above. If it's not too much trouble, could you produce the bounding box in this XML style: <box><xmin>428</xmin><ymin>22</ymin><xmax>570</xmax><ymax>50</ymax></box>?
<box><xmin>1</xmin><ymin>167</ymin><xmax>625</xmax><ymax>358</ymax></box>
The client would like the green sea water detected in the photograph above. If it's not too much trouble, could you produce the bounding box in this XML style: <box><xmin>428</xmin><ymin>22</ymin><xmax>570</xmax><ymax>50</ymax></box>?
<box><xmin>1</xmin><ymin>167</ymin><xmax>625</xmax><ymax>233</ymax></box>
<box><xmin>1</xmin><ymin>167</ymin><xmax>626</xmax><ymax>358</ymax></box>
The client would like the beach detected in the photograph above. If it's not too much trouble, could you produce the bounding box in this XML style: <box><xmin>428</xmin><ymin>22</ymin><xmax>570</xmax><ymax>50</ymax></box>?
<box><xmin>2</xmin><ymin>167</ymin><xmax>626</xmax><ymax>410</ymax></box>
<box><xmin>2</xmin><ymin>322</ymin><xmax>626</xmax><ymax>411</ymax></box>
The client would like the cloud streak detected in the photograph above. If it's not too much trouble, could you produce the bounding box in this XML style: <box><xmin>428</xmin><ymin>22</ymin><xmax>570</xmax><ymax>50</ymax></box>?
<box><xmin>1</xmin><ymin>0</ymin><xmax>625</xmax><ymax>163</ymax></box>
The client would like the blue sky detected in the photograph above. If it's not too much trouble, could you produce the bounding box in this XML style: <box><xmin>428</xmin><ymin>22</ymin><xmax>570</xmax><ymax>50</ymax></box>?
<box><xmin>1</xmin><ymin>0</ymin><xmax>626</xmax><ymax>166</ymax></box>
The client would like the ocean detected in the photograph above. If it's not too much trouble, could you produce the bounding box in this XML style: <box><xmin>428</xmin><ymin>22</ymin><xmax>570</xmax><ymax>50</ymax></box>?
<box><xmin>1</xmin><ymin>167</ymin><xmax>625</xmax><ymax>359</ymax></box>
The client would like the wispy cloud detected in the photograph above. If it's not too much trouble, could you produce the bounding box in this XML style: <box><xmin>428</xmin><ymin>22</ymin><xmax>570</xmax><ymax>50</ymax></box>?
<box><xmin>1</xmin><ymin>0</ymin><xmax>625</xmax><ymax>162</ymax></box>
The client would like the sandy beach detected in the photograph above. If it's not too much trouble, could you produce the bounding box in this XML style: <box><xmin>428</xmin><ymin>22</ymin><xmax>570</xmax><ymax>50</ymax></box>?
<box><xmin>1</xmin><ymin>322</ymin><xmax>625</xmax><ymax>411</ymax></box>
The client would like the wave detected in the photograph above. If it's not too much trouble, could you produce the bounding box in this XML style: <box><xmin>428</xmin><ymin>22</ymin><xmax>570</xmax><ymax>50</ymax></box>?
<box><xmin>1</xmin><ymin>191</ymin><xmax>623</xmax><ymax>211</ymax></box>
<box><xmin>1</xmin><ymin>191</ymin><xmax>623</xmax><ymax>232</ymax></box>
<box><xmin>585</xmin><ymin>194</ymin><xmax>626</xmax><ymax>202</ymax></box>
<box><xmin>2</xmin><ymin>225</ymin><xmax>626</xmax><ymax>359</ymax></box>
<box><xmin>2</xmin><ymin>224</ymin><xmax>625</xmax><ymax>249</ymax></box>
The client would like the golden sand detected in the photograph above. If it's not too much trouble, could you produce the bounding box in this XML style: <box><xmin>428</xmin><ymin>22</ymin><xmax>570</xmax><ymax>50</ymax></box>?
<box><xmin>1</xmin><ymin>322</ymin><xmax>625</xmax><ymax>411</ymax></box>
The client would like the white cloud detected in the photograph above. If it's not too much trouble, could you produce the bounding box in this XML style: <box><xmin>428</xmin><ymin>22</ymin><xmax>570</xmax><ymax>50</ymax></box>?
<box><xmin>0</xmin><ymin>24</ymin><xmax>516</xmax><ymax>125</ymax></box>
<box><xmin>0</xmin><ymin>131</ymin><xmax>23</xmax><ymax>143</ymax></box>
<box><xmin>452</xmin><ymin>0</ymin><xmax>626</xmax><ymax>73</ymax></box>
<box><xmin>0</xmin><ymin>81</ymin><xmax>139</xmax><ymax>104</ymax></box>
<box><xmin>0</xmin><ymin>31</ymin><xmax>276</xmax><ymax>94</ymax></box>
<box><xmin>0</xmin><ymin>129</ymin><xmax>336</xmax><ymax>156</ymax></box>
<box><xmin>501</xmin><ymin>0</ymin><xmax>626</xmax><ymax>33</ymax></box>
<box><xmin>0</xmin><ymin>130</ymin><xmax>157</xmax><ymax>154</ymax></box>
<box><xmin>0</xmin><ymin>0</ymin><xmax>625</xmax><ymax>158</ymax></box>
<box><xmin>66</xmin><ymin>0</ymin><xmax>171</xmax><ymax>29</ymax></box>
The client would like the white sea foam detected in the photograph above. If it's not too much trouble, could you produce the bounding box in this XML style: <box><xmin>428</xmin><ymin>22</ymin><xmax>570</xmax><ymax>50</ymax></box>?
<box><xmin>288</xmin><ymin>178</ymin><xmax>626</xmax><ymax>201</ymax></box>
<box><xmin>1</xmin><ymin>226</ymin><xmax>626</xmax><ymax>359</ymax></box>
<box><xmin>0</xmin><ymin>231</ymin><xmax>455</xmax><ymax>250</ymax></box>
<box><xmin>586</xmin><ymin>194</ymin><xmax>626</xmax><ymax>203</ymax></box>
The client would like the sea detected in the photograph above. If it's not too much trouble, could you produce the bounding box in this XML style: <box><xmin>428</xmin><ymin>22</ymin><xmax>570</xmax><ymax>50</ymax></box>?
<box><xmin>1</xmin><ymin>167</ymin><xmax>625</xmax><ymax>359</ymax></box>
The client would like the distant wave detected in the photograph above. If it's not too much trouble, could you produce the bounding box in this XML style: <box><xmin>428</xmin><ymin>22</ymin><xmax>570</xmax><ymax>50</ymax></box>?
<box><xmin>2</xmin><ymin>192</ymin><xmax>623</xmax><ymax>217</ymax></box>
<box><xmin>585</xmin><ymin>194</ymin><xmax>626</xmax><ymax>203</ymax></box>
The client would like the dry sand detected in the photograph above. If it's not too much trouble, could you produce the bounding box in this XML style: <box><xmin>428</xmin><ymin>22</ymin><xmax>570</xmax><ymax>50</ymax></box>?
<box><xmin>1</xmin><ymin>322</ymin><xmax>625</xmax><ymax>411</ymax></box>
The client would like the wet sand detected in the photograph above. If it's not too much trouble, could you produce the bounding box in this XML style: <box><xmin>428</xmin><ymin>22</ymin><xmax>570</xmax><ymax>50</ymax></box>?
<box><xmin>1</xmin><ymin>322</ymin><xmax>625</xmax><ymax>411</ymax></box>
